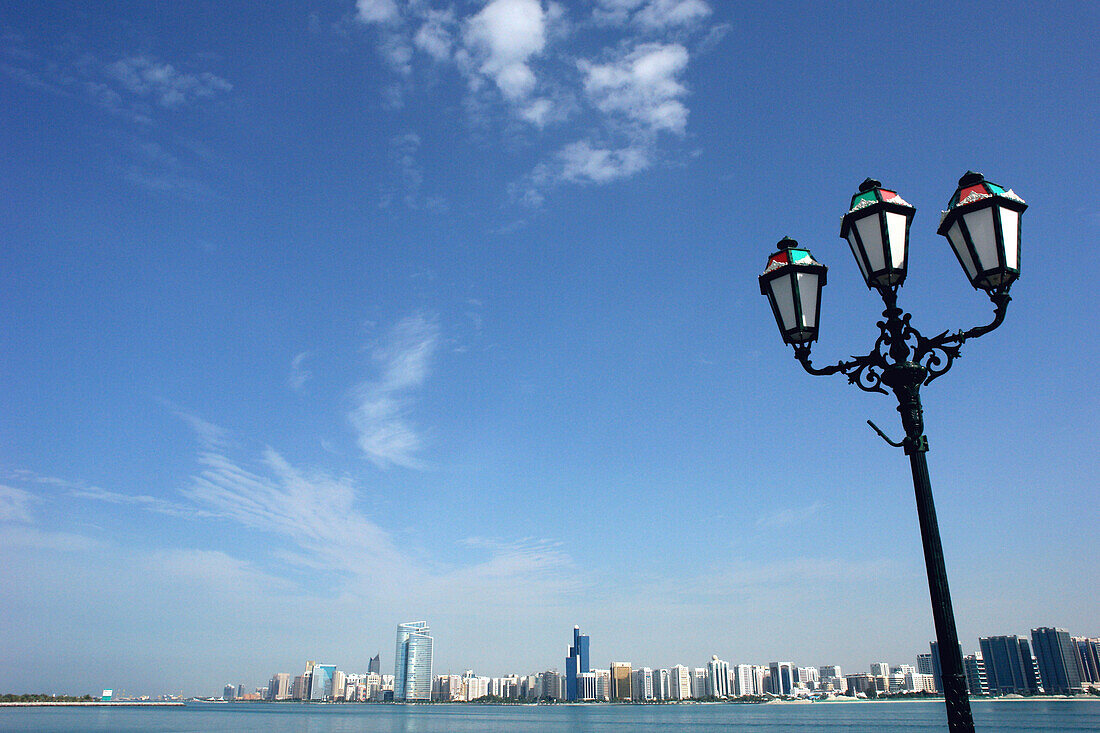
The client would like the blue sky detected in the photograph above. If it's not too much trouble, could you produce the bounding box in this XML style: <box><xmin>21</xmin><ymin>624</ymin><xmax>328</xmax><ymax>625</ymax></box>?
<box><xmin>1</xmin><ymin>0</ymin><xmax>1097</xmax><ymax>696</ymax></box>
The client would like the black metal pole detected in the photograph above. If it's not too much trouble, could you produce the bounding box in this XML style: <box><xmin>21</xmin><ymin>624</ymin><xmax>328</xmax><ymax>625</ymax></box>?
<box><xmin>885</xmin><ymin>362</ymin><xmax>975</xmax><ymax>733</ymax></box>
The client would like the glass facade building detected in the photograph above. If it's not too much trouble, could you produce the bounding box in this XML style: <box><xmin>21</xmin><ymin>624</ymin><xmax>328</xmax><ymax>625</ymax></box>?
<box><xmin>309</xmin><ymin>665</ymin><xmax>335</xmax><ymax>701</ymax></box>
<box><xmin>1032</xmin><ymin>627</ymin><xmax>1083</xmax><ymax>694</ymax></box>
<box><xmin>979</xmin><ymin>635</ymin><xmax>1042</xmax><ymax>695</ymax></box>
<box><xmin>394</xmin><ymin>621</ymin><xmax>433</xmax><ymax>701</ymax></box>
<box><xmin>565</xmin><ymin>626</ymin><xmax>590</xmax><ymax>701</ymax></box>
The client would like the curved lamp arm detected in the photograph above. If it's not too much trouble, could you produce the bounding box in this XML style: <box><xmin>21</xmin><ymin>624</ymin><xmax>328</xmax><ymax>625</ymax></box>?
<box><xmin>913</xmin><ymin>291</ymin><xmax>1012</xmax><ymax>385</ymax></box>
<box><xmin>792</xmin><ymin>344</ymin><xmax>889</xmax><ymax>395</ymax></box>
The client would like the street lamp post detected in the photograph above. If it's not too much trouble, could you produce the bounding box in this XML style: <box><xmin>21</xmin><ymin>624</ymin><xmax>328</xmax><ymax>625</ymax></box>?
<box><xmin>759</xmin><ymin>172</ymin><xmax>1027</xmax><ymax>733</ymax></box>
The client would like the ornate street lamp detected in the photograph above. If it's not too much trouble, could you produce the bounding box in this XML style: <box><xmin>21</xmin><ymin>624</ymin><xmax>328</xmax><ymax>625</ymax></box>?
<box><xmin>758</xmin><ymin>172</ymin><xmax>1026</xmax><ymax>733</ymax></box>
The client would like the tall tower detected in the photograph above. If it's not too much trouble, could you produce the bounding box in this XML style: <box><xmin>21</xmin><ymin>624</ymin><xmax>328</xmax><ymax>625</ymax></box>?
<box><xmin>394</xmin><ymin>621</ymin><xmax>433</xmax><ymax>701</ymax></box>
<box><xmin>565</xmin><ymin>625</ymin><xmax>590</xmax><ymax>701</ymax></box>
<box><xmin>1031</xmin><ymin>627</ymin><xmax>1084</xmax><ymax>694</ymax></box>
<box><xmin>369</xmin><ymin>653</ymin><xmax>381</xmax><ymax>675</ymax></box>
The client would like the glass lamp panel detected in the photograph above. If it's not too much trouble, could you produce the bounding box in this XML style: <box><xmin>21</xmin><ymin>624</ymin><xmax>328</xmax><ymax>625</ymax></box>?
<box><xmin>796</xmin><ymin>272</ymin><xmax>819</xmax><ymax>329</ymax></box>
<box><xmin>998</xmin><ymin>206</ymin><xmax>1020</xmax><ymax>270</ymax></box>
<box><xmin>769</xmin><ymin>273</ymin><xmax>797</xmax><ymax>333</ymax></box>
<box><xmin>847</xmin><ymin>234</ymin><xmax>870</xmax><ymax>283</ymax></box>
<box><xmin>885</xmin><ymin>211</ymin><xmax>909</xmax><ymax>270</ymax></box>
<box><xmin>963</xmin><ymin>206</ymin><xmax>999</xmax><ymax>274</ymax></box>
<box><xmin>854</xmin><ymin>214</ymin><xmax>886</xmax><ymax>275</ymax></box>
<box><xmin>947</xmin><ymin>221</ymin><xmax>978</xmax><ymax>281</ymax></box>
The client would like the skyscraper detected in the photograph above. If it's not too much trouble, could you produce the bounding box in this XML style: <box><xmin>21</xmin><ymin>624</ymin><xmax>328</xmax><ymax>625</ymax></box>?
<box><xmin>706</xmin><ymin>656</ymin><xmax>730</xmax><ymax>697</ymax></box>
<box><xmin>1073</xmin><ymin>637</ymin><xmax>1100</xmax><ymax>683</ymax></box>
<box><xmin>565</xmin><ymin>625</ymin><xmax>590</xmax><ymax>701</ymax></box>
<box><xmin>610</xmin><ymin>662</ymin><xmax>632</xmax><ymax>701</ymax></box>
<box><xmin>1031</xmin><ymin>627</ymin><xmax>1083</xmax><ymax>694</ymax></box>
<box><xmin>309</xmin><ymin>664</ymin><xmax>336</xmax><ymax>701</ymax></box>
<box><xmin>768</xmin><ymin>662</ymin><xmax>794</xmax><ymax>695</ymax></box>
<box><xmin>979</xmin><ymin>636</ymin><xmax>1042</xmax><ymax>695</ymax></box>
<box><xmin>929</xmin><ymin>641</ymin><xmax>964</xmax><ymax>694</ymax></box>
<box><xmin>369</xmin><ymin>653</ymin><xmax>381</xmax><ymax>675</ymax></box>
<box><xmin>394</xmin><ymin>621</ymin><xmax>434</xmax><ymax>701</ymax></box>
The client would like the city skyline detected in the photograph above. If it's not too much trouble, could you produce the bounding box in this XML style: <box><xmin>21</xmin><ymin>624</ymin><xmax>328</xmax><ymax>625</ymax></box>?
<box><xmin>2</xmin><ymin>1</ymin><xmax>1098</xmax><ymax>697</ymax></box>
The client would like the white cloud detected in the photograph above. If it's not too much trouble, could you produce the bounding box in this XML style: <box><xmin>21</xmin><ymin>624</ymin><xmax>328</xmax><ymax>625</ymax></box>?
<box><xmin>593</xmin><ymin>0</ymin><xmax>711</xmax><ymax>30</ymax></box>
<box><xmin>580</xmin><ymin>42</ymin><xmax>690</xmax><ymax>135</ymax></box>
<box><xmin>756</xmin><ymin>501</ymin><xmax>824</xmax><ymax>530</ymax></box>
<box><xmin>0</xmin><ymin>485</ymin><xmax>34</xmax><ymax>524</ymax></box>
<box><xmin>106</xmin><ymin>56</ymin><xmax>232</xmax><ymax>108</ymax></box>
<box><xmin>634</xmin><ymin>0</ymin><xmax>711</xmax><ymax>30</ymax></box>
<box><xmin>289</xmin><ymin>351</ymin><xmax>313</xmax><ymax>391</ymax></box>
<box><xmin>356</xmin><ymin>0</ymin><xmax>401</xmax><ymax>24</ymax></box>
<box><xmin>558</xmin><ymin>140</ymin><xmax>650</xmax><ymax>183</ymax></box>
<box><xmin>349</xmin><ymin>312</ymin><xmax>439</xmax><ymax>469</ymax></box>
<box><xmin>414</xmin><ymin>9</ymin><xmax>456</xmax><ymax>62</ymax></box>
<box><xmin>461</xmin><ymin>0</ymin><xmax>547</xmax><ymax>102</ymax></box>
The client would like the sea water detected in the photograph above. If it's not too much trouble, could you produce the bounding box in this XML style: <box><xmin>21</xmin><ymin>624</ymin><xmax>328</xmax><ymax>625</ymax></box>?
<box><xmin>2</xmin><ymin>699</ymin><xmax>1097</xmax><ymax>733</ymax></box>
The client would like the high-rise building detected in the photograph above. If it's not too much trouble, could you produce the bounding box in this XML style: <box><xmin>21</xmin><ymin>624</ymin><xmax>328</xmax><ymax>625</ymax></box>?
<box><xmin>1073</xmin><ymin>638</ymin><xmax>1100</xmax><ymax>683</ymax></box>
<box><xmin>631</xmin><ymin>667</ymin><xmax>654</xmax><ymax>701</ymax></box>
<box><xmin>565</xmin><ymin>626</ymin><xmax>590</xmax><ymax>701</ymax></box>
<box><xmin>652</xmin><ymin>668</ymin><xmax>670</xmax><ymax>700</ymax></box>
<box><xmin>369</xmin><ymin>653</ymin><xmax>381</xmax><ymax>675</ymax></box>
<box><xmin>577</xmin><ymin>671</ymin><xmax>597</xmax><ymax>701</ymax></box>
<box><xmin>611</xmin><ymin>662</ymin><xmax>632</xmax><ymax>701</ymax></box>
<box><xmin>1031</xmin><ymin>627</ymin><xmax>1084</xmax><ymax>694</ymax></box>
<box><xmin>732</xmin><ymin>664</ymin><xmax>755</xmax><ymax>696</ymax></box>
<box><xmin>671</xmin><ymin>664</ymin><xmax>691</xmax><ymax>700</ymax></box>
<box><xmin>768</xmin><ymin>662</ymin><xmax>794</xmax><ymax>695</ymax></box>
<box><xmin>331</xmin><ymin>670</ymin><xmax>346</xmax><ymax>700</ymax></box>
<box><xmin>706</xmin><ymin>656</ymin><xmax>730</xmax><ymax>697</ymax></box>
<box><xmin>979</xmin><ymin>636</ymin><xmax>1042</xmax><ymax>695</ymax></box>
<box><xmin>963</xmin><ymin>655</ymin><xmax>987</xmax><ymax>696</ymax></box>
<box><xmin>916</xmin><ymin>654</ymin><xmax>934</xmax><ymax>677</ymax></box>
<box><xmin>929</xmin><ymin>641</ymin><xmax>965</xmax><ymax>694</ymax></box>
<box><xmin>267</xmin><ymin>673</ymin><xmax>291</xmax><ymax>701</ymax></box>
<box><xmin>223</xmin><ymin>684</ymin><xmax>237</xmax><ymax>701</ymax></box>
<box><xmin>310</xmin><ymin>665</ymin><xmax>336</xmax><ymax>701</ymax></box>
<box><xmin>394</xmin><ymin>621</ymin><xmax>434</xmax><ymax>701</ymax></box>
<box><xmin>594</xmin><ymin>669</ymin><xmax>611</xmax><ymax>701</ymax></box>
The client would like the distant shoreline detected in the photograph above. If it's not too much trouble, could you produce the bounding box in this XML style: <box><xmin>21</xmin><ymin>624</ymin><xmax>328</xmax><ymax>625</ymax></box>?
<box><xmin>0</xmin><ymin>702</ymin><xmax>185</xmax><ymax>707</ymax></box>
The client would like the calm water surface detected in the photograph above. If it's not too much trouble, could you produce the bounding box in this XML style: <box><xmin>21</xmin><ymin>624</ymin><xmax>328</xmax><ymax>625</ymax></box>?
<box><xmin>2</xmin><ymin>700</ymin><xmax>1098</xmax><ymax>733</ymax></box>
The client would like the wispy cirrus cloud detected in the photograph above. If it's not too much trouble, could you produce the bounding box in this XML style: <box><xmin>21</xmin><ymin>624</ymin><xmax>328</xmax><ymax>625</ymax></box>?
<box><xmin>349</xmin><ymin>312</ymin><xmax>439</xmax><ymax>469</ymax></box>
<box><xmin>755</xmin><ymin>500</ymin><xmax>824</xmax><ymax>530</ymax></box>
<box><xmin>105</xmin><ymin>55</ymin><xmax>232</xmax><ymax>108</ymax></box>
<box><xmin>289</xmin><ymin>351</ymin><xmax>313</xmax><ymax>391</ymax></box>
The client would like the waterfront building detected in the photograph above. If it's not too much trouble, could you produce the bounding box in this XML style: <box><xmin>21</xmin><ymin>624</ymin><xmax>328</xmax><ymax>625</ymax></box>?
<box><xmin>369</xmin><ymin>653</ymin><xmax>381</xmax><ymax>675</ymax></box>
<box><xmin>979</xmin><ymin>636</ymin><xmax>1043</xmax><ymax>695</ymax></box>
<box><xmin>795</xmin><ymin>665</ymin><xmax>819</xmax><ymax>690</ymax></box>
<box><xmin>1073</xmin><ymin>638</ymin><xmax>1100</xmax><ymax>683</ymax></box>
<box><xmin>690</xmin><ymin>668</ymin><xmax>706</xmax><ymax>699</ymax></box>
<box><xmin>671</xmin><ymin>664</ymin><xmax>691</xmax><ymax>700</ymax></box>
<box><xmin>906</xmin><ymin>671</ymin><xmax>937</xmax><ymax>693</ymax></box>
<box><xmin>578</xmin><ymin>671</ymin><xmax>597</xmax><ymax>701</ymax></box>
<box><xmin>611</xmin><ymin>662</ymin><xmax>632</xmax><ymax>701</ymax></box>
<box><xmin>1032</xmin><ymin>627</ymin><xmax>1084</xmax><ymax>694</ymax></box>
<box><xmin>565</xmin><ymin>626</ymin><xmax>590</xmax><ymax>701</ymax></box>
<box><xmin>309</xmin><ymin>664</ymin><xmax>336</xmax><ymax>701</ymax></box>
<box><xmin>539</xmin><ymin>670</ymin><xmax>563</xmax><ymax>700</ymax></box>
<box><xmin>594</xmin><ymin>669</ymin><xmax>611</xmax><ymax>701</ymax></box>
<box><xmin>962</xmin><ymin>654</ymin><xmax>987</xmax><ymax>696</ymax></box>
<box><xmin>653</xmin><ymin>668</ymin><xmax>670</xmax><ymax>700</ymax></box>
<box><xmin>768</xmin><ymin>662</ymin><xmax>794</xmax><ymax>695</ymax></box>
<box><xmin>267</xmin><ymin>673</ymin><xmax>290</xmax><ymax>701</ymax></box>
<box><xmin>844</xmin><ymin>673</ymin><xmax>877</xmax><ymax>695</ymax></box>
<box><xmin>631</xmin><ymin>667</ymin><xmax>654</xmax><ymax>701</ymax></box>
<box><xmin>223</xmin><ymin>684</ymin><xmax>236</xmax><ymax>701</ymax></box>
<box><xmin>291</xmin><ymin>674</ymin><xmax>310</xmax><ymax>700</ymax></box>
<box><xmin>929</xmin><ymin>641</ymin><xmax>966</xmax><ymax>694</ymax></box>
<box><xmin>394</xmin><ymin>621</ymin><xmax>434</xmax><ymax>701</ymax></box>
<box><xmin>916</xmin><ymin>654</ymin><xmax>934</xmax><ymax>676</ymax></box>
<box><xmin>331</xmin><ymin>670</ymin><xmax>345</xmax><ymax>700</ymax></box>
<box><xmin>732</xmin><ymin>664</ymin><xmax>755</xmax><ymax>696</ymax></box>
<box><xmin>707</xmin><ymin>656</ymin><xmax>730</xmax><ymax>697</ymax></box>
